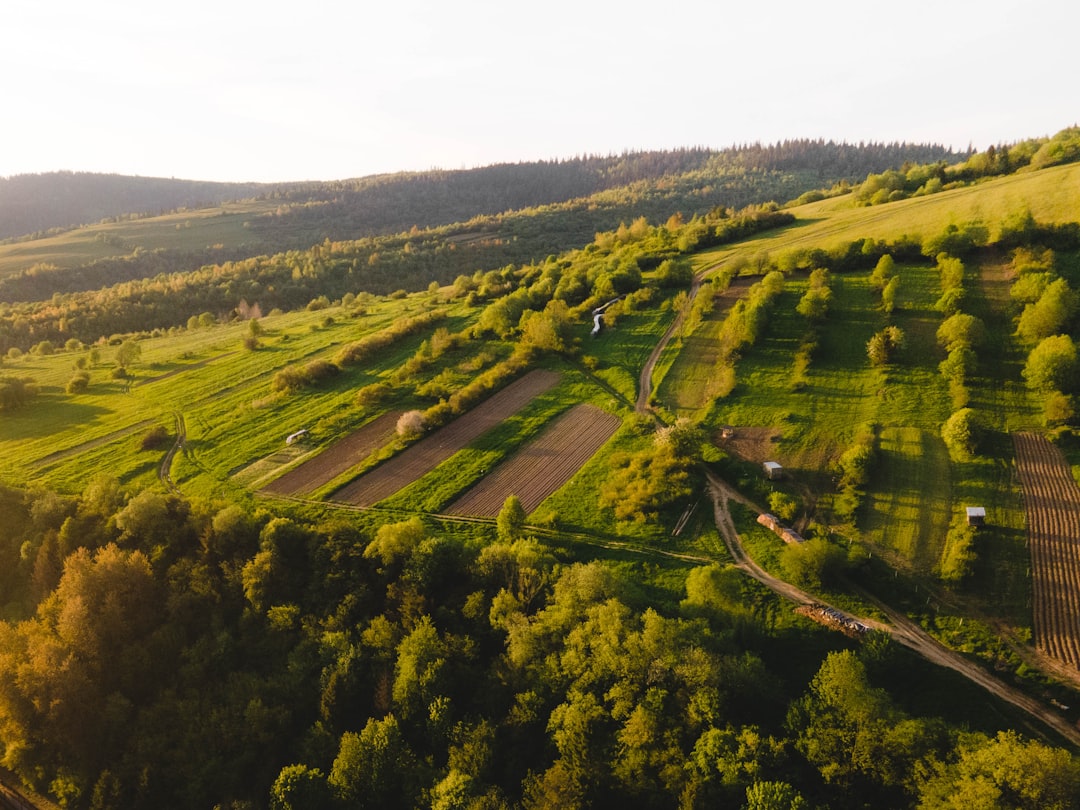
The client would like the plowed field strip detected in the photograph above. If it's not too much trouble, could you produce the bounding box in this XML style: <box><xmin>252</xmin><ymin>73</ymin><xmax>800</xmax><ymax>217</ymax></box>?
<box><xmin>261</xmin><ymin>411</ymin><xmax>402</xmax><ymax>496</ymax></box>
<box><xmin>332</xmin><ymin>370</ymin><xmax>561</xmax><ymax>507</ymax></box>
<box><xmin>446</xmin><ymin>404</ymin><xmax>621</xmax><ymax>516</ymax></box>
<box><xmin>1013</xmin><ymin>431</ymin><xmax>1080</xmax><ymax>669</ymax></box>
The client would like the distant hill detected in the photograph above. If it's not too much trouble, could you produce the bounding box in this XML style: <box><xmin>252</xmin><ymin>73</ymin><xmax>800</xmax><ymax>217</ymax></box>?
<box><xmin>0</xmin><ymin>141</ymin><xmax>964</xmax><ymax>243</ymax></box>
<box><xmin>0</xmin><ymin>172</ymin><xmax>274</xmax><ymax>240</ymax></box>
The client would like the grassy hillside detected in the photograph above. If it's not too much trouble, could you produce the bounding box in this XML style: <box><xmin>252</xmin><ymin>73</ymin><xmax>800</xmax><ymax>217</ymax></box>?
<box><xmin>637</xmin><ymin>162</ymin><xmax>1080</xmax><ymax>644</ymax></box>
<box><xmin>0</xmin><ymin>142</ymin><xmax>963</xmax><ymax>304</ymax></box>
<box><xmin>690</xmin><ymin>162</ymin><xmax>1080</xmax><ymax>273</ymax></box>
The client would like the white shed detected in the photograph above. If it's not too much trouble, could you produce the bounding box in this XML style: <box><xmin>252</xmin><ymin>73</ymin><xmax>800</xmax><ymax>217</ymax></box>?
<box><xmin>763</xmin><ymin>461</ymin><xmax>783</xmax><ymax>480</ymax></box>
<box><xmin>965</xmin><ymin>506</ymin><xmax>986</xmax><ymax>527</ymax></box>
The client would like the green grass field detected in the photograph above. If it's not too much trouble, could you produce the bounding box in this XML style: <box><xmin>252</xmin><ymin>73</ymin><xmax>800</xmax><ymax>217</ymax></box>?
<box><xmin>689</xmin><ymin>162</ymin><xmax>1080</xmax><ymax>275</ymax></box>
<box><xmin>642</xmin><ymin>163</ymin><xmax>1080</xmax><ymax>639</ymax></box>
<box><xmin>4</xmin><ymin>158</ymin><xmax>1077</xmax><ymax>639</ymax></box>
<box><xmin>1</xmin><ymin>292</ymin><xmax>472</xmax><ymax>494</ymax></box>
<box><xmin>0</xmin><ymin>199</ymin><xmax>289</xmax><ymax>279</ymax></box>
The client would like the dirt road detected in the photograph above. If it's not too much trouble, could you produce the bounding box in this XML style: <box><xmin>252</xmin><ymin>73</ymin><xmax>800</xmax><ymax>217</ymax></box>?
<box><xmin>632</xmin><ymin>267</ymin><xmax>1080</xmax><ymax>747</ymax></box>
<box><xmin>637</xmin><ymin>277</ymin><xmax>701</xmax><ymax>412</ymax></box>
<box><xmin>704</xmin><ymin>469</ymin><xmax>1080</xmax><ymax>747</ymax></box>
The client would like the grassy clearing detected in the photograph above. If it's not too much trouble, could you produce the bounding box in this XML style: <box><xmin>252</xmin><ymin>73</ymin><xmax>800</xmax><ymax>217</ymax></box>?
<box><xmin>0</xmin><ymin>200</ymin><xmax>282</xmax><ymax>278</ymax></box>
<box><xmin>0</xmin><ymin>293</ymin><xmax>474</xmax><ymax>495</ymax></box>
<box><xmin>670</xmin><ymin>246</ymin><xmax>1035</xmax><ymax>629</ymax></box>
<box><xmin>692</xmin><ymin>162</ymin><xmax>1080</xmax><ymax>274</ymax></box>
<box><xmin>706</xmin><ymin>273</ymin><xmax>884</xmax><ymax>491</ymax></box>
<box><xmin>657</xmin><ymin>306</ymin><xmax>726</xmax><ymax>416</ymax></box>
<box><xmin>584</xmin><ymin>295</ymin><xmax>678</xmax><ymax>404</ymax></box>
<box><xmin>865</xmin><ymin>427</ymin><xmax>952</xmax><ymax>573</ymax></box>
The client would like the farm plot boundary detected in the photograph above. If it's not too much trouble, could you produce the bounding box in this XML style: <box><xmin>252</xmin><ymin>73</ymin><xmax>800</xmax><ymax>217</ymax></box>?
<box><xmin>446</xmin><ymin>403</ymin><xmax>621</xmax><ymax>516</ymax></box>
<box><xmin>1013</xmin><ymin>431</ymin><xmax>1080</xmax><ymax>669</ymax></box>
<box><xmin>260</xmin><ymin>410</ymin><xmax>403</xmax><ymax>496</ymax></box>
<box><xmin>332</xmin><ymin>369</ymin><xmax>561</xmax><ymax>507</ymax></box>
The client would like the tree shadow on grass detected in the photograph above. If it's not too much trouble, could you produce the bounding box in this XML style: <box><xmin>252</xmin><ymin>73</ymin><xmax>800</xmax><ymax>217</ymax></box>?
<box><xmin>4</xmin><ymin>396</ymin><xmax>114</xmax><ymax>442</ymax></box>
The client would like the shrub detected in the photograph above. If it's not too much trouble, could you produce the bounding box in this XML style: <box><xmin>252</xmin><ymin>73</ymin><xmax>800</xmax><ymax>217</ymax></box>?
<box><xmin>780</xmin><ymin>538</ymin><xmax>847</xmax><ymax>589</ymax></box>
<box><xmin>355</xmin><ymin>382</ymin><xmax>392</xmax><ymax>409</ymax></box>
<box><xmin>1023</xmin><ymin>334</ymin><xmax>1079</xmax><ymax>393</ymax></box>
<box><xmin>0</xmin><ymin>375</ymin><xmax>38</xmax><ymax>410</ymax></box>
<box><xmin>1044</xmin><ymin>392</ymin><xmax>1075</xmax><ymax>426</ymax></box>
<box><xmin>837</xmin><ymin>424</ymin><xmax>878</xmax><ymax>488</ymax></box>
<box><xmin>271</xmin><ymin>359</ymin><xmax>339</xmax><ymax>393</ymax></box>
<box><xmin>396</xmin><ymin>410</ymin><xmax>427</xmax><ymax>439</ymax></box>
<box><xmin>939</xmin><ymin>519</ymin><xmax>977</xmax><ymax>583</ymax></box>
<box><xmin>335</xmin><ymin>312</ymin><xmax>446</xmax><ymax>366</ymax></box>
<box><xmin>140</xmin><ymin>425</ymin><xmax>170</xmax><ymax>450</ymax></box>
<box><xmin>768</xmin><ymin>491</ymin><xmax>799</xmax><ymax>522</ymax></box>
<box><xmin>66</xmin><ymin>371</ymin><xmax>90</xmax><ymax>394</ymax></box>
<box><xmin>867</xmin><ymin>327</ymin><xmax>905</xmax><ymax>366</ymax></box>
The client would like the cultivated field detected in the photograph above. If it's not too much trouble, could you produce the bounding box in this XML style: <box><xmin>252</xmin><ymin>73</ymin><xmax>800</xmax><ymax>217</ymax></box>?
<box><xmin>1013</xmin><ymin>431</ymin><xmax>1080</xmax><ymax>669</ymax></box>
<box><xmin>260</xmin><ymin>410</ymin><xmax>402</xmax><ymax>496</ymax></box>
<box><xmin>332</xmin><ymin>370</ymin><xmax>561</xmax><ymax>507</ymax></box>
<box><xmin>446</xmin><ymin>403</ymin><xmax>621</xmax><ymax>516</ymax></box>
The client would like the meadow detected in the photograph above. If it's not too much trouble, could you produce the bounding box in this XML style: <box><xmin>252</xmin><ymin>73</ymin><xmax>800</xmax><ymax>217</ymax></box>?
<box><xmin>0</xmin><ymin>199</ymin><xmax>283</xmax><ymax>279</ymax></box>
<box><xmin>4</xmin><ymin>152</ymin><xmax>1080</xmax><ymax>671</ymax></box>
<box><xmin>1</xmin><ymin>291</ymin><xmax>469</xmax><ymax>496</ymax></box>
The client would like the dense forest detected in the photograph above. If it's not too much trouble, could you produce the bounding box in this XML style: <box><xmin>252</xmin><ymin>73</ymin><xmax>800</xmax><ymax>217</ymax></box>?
<box><xmin>2</xmin><ymin>483</ymin><xmax>1078</xmax><ymax>810</ymax></box>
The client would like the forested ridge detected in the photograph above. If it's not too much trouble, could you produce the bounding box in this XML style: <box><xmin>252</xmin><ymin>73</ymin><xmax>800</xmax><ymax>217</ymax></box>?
<box><xmin>0</xmin><ymin>140</ymin><xmax>963</xmax><ymax>314</ymax></box>
<box><xmin>0</xmin><ymin>140</ymin><xmax>971</xmax><ymax>354</ymax></box>
<box><xmin>1</xmin><ymin>141</ymin><xmax>961</xmax><ymax>243</ymax></box>
<box><xmin>0</xmin><ymin>173</ymin><xmax>271</xmax><ymax>242</ymax></box>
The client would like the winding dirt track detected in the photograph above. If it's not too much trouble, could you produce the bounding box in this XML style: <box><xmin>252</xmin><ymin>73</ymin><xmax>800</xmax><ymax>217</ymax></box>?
<box><xmin>159</xmin><ymin>412</ymin><xmax>185</xmax><ymax>494</ymax></box>
<box><xmin>637</xmin><ymin>277</ymin><xmax>701</xmax><ymax>412</ymax></box>
<box><xmin>634</xmin><ymin>264</ymin><xmax>1080</xmax><ymax>747</ymax></box>
<box><xmin>703</xmin><ymin>470</ymin><xmax>1080</xmax><ymax>747</ymax></box>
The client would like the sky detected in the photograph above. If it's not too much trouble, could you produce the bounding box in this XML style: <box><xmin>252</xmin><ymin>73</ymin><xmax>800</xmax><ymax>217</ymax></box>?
<box><xmin>3</xmin><ymin>0</ymin><xmax>1077</xmax><ymax>183</ymax></box>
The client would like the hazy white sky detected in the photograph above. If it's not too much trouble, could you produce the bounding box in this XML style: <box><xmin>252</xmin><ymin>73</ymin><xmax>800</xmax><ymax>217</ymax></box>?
<box><xmin>3</xmin><ymin>0</ymin><xmax>1076</xmax><ymax>182</ymax></box>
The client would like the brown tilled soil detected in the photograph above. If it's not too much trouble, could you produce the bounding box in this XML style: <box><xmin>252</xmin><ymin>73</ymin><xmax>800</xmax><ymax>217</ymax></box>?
<box><xmin>1013</xmin><ymin>431</ymin><xmax>1080</xmax><ymax>670</ymax></box>
<box><xmin>261</xmin><ymin>410</ymin><xmax>402</xmax><ymax>496</ymax></box>
<box><xmin>332</xmin><ymin>369</ymin><xmax>561</xmax><ymax>507</ymax></box>
<box><xmin>446</xmin><ymin>404</ymin><xmax>620</xmax><ymax>516</ymax></box>
<box><xmin>716</xmin><ymin>426</ymin><xmax>783</xmax><ymax>464</ymax></box>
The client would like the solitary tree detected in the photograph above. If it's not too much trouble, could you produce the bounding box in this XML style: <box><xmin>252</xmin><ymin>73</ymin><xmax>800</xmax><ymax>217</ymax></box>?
<box><xmin>497</xmin><ymin>495</ymin><xmax>527</xmax><ymax>542</ymax></box>
<box><xmin>115</xmin><ymin>339</ymin><xmax>142</xmax><ymax>371</ymax></box>
<box><xmin>941</xmin><ymin>408</ymin><xmax>982</xmax><ymax>460</ymax></box>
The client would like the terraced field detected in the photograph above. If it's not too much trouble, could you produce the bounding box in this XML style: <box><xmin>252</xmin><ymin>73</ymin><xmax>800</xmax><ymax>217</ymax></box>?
<box><xmin>446</xmin><ymin>403</ymin><xmax>620</xmax><ymax>516</ymax></box>
<box><xmin>1013</xmin><ymin>431</ymin><xmax>1080</xmax><ymax>669</ymax></box>
<box><xmin>332</xmin><ymin>370</ymin><xmax>561</xmax><ymax>507</ymax></box>
<box><xmin>260</xmin><ymin>410</ymin><xmax>402</xmax><ymax>496</ymax></box>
